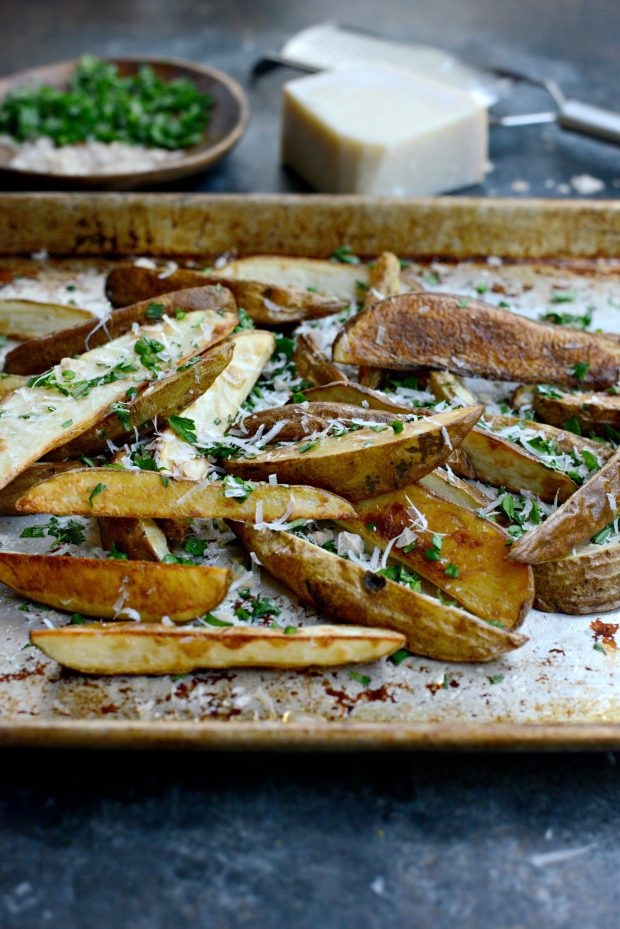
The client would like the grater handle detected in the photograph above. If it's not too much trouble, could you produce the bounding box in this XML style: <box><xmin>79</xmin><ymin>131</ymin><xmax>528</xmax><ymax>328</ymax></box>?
<box><xmin>558</xmin><ymin>99</ymin><xmax>620</xmax><ymax>145</ymax></box>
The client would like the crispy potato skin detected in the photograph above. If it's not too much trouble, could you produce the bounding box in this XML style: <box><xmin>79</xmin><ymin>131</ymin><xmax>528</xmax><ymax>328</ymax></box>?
<box><xmin>357</xmin><ymin>253</ymin><xmax>402</xmax><ymax>388</ymax></box>
<box><xmin>48</xmin><ymin>341</ymin><xmax>234</xmax><ymax>459</ymax></box>
<box><xmin>105</xmin><ymin>266</ymin><xmax>346</xmax><ymax>325</ymax></box>
<box><xmin>15</xmin><ymin>467</ymin><xmax>357</xmax><ymax>521</ymax></box>
<box><xmin>31</xmin><ymin>623</ymin><xmax>406</xmax><ymax>674</ymax></box>
<box><xmin>225</xmin><ymin>406</ymin><xmax>482</xmax><ymax>501</ymax></box>
<box><xmin>533</xmin><ymin>542</ymin><xmax>620</xmax><ymax>613</ymax></box>
<box><xmin>236</xmin><ymin>402</ymin><xmax>420</xmax><ymax>442</ymax></box>
<box><xmin>509</xmin><ymin>448</ymin><xmax>620</xmax><ymax>564</ymax></box>
<box><xmin>232</xmin><ymin>525</ymin><xmax>527</xmax><ymax>662</ymax></box>
<box><xmin>352</xmin><ymin>483</ymin><xmax>534</xmax><ymax>628</ymax></box>
<box><xmin>332</xmin><ymin>293</ymin><xmax>620</xmax><ymax>388</ymax></box>
<box><xmin>98</xmin><ymin>517</ymin><xmax>169</xmax><ymax>562</ymax></box>
<box><xmin>0</xmin><ymin>553</ymin><xmax>231</xmax><ymax>622</ymax></box>
<box><xmin>5</xmin><ymin>285</ymin><xmax>236</xmax><ymax>375</ymax></box>
<box><xmin>293</xmin><ymin>333</ymin><xmax>345</xmax><ymax>386</ymax></box>
<box><xmin>534</xmin><ymin>391</ymin><xmax>620</xmax><ymax>438</ymax></box>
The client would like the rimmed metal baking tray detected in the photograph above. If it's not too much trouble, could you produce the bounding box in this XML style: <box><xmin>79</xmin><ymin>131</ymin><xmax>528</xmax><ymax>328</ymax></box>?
<box><xmin>1</xmin><ymin>192</ymin><xmax>620</xmax><ymax>752</ymax></box>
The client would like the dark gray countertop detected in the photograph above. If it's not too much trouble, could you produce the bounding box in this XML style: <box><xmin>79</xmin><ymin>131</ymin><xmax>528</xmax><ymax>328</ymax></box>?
<box><xmin>1</xmin><ymin>2</ymin><xmax>620</xmax><ymax>927</ymax></box>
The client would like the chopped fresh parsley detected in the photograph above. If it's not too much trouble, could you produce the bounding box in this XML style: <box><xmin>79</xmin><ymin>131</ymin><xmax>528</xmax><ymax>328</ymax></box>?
<box><xmin>145</xmin><ymin>302</ymin><xmax>165</xmax><ymax>320</ymax></box>
<box><xmin>168</xmin><ymin>414</ymin><xmax>198</xmax><ymax>445</ymax></box>
<box><xmin>275</xmin><ymin>335</ymin><xmax>295</xmax><ymax>361</ymax></box>
<box><xmin>88</xmin><ymin>482</ymin><xmax>107</xmax><ymax>507</ymax></box>
<box><xmin>571</xmin><ymin>361</ymin><xmax>590</xmax><ymax>383</ymax></box>
<box><xmin>389</xmin><ymin>648</ymin><xmax>412</xmax><ymax>666</ymax></box>
<box><xmin>445</xmin><ymin>562</ymin><xmax>460</xmax><ymax>578</ymax></box>
<box><xmin>348</xmin><ymin>671</ymin><xmax>370</xmax><ymax>686</ymax></box>
<box><xmin>232</xmin><ymin>308</ymin><xmax>255</xmax><ymax>332</ymax></box>
<box><xmin>488</xmin><ymin>674</ymin><xmax>505</xmax><ymax>684</ymax></box>
<box><xmin>377</xmin><ymin>563</ymin><xmax>422</xmax><ymax>592</ymax></box>
<box><xmin>70</xmin><ymin>613</ymin><xmax>87</xmax><ymax>625</ymax></box>
<box><xmin>183</xmin><ymin>537</ymin><xmax>208</xmax><ymax>557</ymax></box>
<box><xmin>299</xmin><ymin>439</ymin><xmax>320</xmax><ymax>453</ymax></box>
<box><xmin>541</xmin><ymin>306</ymin><xmax>593</xmax><ymax>329</ymax></box>
<box><xmin>202</xmin><ymin>613</ymin><xmax>233</xmax><ymax>627</ymax></box>
<box><xmin>330</xmin><ymin>245</ymin><xmax>360</xmax><ymax>265</ymax></box>
<box><xmin>111</xmin><ymin>401</ymin><xmax>131</xmax><ymax>431</ymax></box>
<box><xmin>592</xmin><ymin>524</ymin><xmax>614</xmax><ymax>545</ymax></box>
<box><xmin>551</xmin><ymin>290</ymin><xmax>577</xmax><ymax>303</ymax></box>
<box><xmin>134</xmin><ymin>334</ymin><xmax>165</xmax><ymax>372</ymax></box>
<box><xmin>390</xmin><ymin>419</ymin><xmax>404</xmax><ymax>434</ymax></box>
<box><xmin>222</xmin><ymin>475</ymin><xmax>256</xmax><ymax>501</ymax></box>
<box><xmin>20</xmin><ymin>517</ymin><xmax>86</xmax><ymax>548</ymax></box>
<box><xmin>28</xmin><ymin>360</ymin><xmax>137</xmax><ymax>399</ymax></box>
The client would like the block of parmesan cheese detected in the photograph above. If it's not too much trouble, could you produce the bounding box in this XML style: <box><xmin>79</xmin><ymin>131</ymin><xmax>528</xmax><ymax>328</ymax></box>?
<box><xmin>281</xmin><ymin>65</ymin><xmax>488</xmax><ymax>196</ymax></box>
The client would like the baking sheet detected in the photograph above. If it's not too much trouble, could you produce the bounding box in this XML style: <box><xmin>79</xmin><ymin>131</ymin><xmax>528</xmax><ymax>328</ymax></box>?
<box><xmin>0</xmin><ymin>193</ymin><xmax>619</xmax><ymax>751</ymax></box>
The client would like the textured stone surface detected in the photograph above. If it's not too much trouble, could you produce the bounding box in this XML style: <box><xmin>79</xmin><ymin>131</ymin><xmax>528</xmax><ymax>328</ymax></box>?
<box><xmin>1</xmin><ymin>1</ymin><xmax>620</xmax><ymax>927</ymax></box>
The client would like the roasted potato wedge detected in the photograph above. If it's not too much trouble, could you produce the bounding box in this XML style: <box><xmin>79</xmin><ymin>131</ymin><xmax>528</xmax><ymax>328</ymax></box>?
<box><xmin>156</xmin><ymin>330</ymin><xmax>275</xmax><ymax>480</ymax></box>
<box><xmin>533</xmin><ymin>389</ymin><xmax>620</xmax><ymax>438</ymax></box>
<box><xmin>47</xmin><ymin>341</ymin><xmax>234</xmax><ymax>460</ymax></box>
<box><xmin>463</xmin><ymin>429</ymin><xmax>578</xmax><ymax>503</ymax></box>
<box><xmin>0</xmin><ymin>299</ymin><xmax>93</xmax><ymax>339</ymax></box>
<box><xmin>0</xmin><ymin>553</ymin><xmax>231</xmax><ymax>622</ymax></box>
<box><xmin>31</xmin><ymin>622</ymin><xmax>405</xmax><ymax>674</ymax></box>
<box><xmin>98</xmin><ymin>517</ymin><xmax>170</xmax><ymax>562</ymax></box>
<box><xmin>0</xmin><ymin>311</ymin><xmax>220</xmax><ymax>492</ymax></box>
<box><xmin>235</xmin><ymin>402</ymin><xmax>422</xmax><ymax>443</ymax></box>
<box><xmin>0</xmin><ymin>461</ymin><xmax>83</xmax><ymax>515</ymax></box>
<box><xmin>210</xmin><ymin>255</ymin><xmax>368</xmax><ymax>301</ymax></box>
<box><xmin>16</xmin><ymin>468</ymin><xmax>356</xmax><ymax>522</ymax></box>
<box><xmin>293</xmin><ymin>333</ymin><xmax>346</xmax><ymax>386</ymax></box>
<box><xmin>533</xmin><ymin>541</ymin><xmax>620</xmax><ymax>614</ymax></box>
<box><xmin>5</xmin><ymin>285</ymin><xmax>236</xmax><ymax>375</ymax></box>
<box><xmin>509</xmin><ymin>448</ymin><xmax>620</xmax><ymax>564</ymax></box>
<box><xmin>427</xmin><ymin>370</ymin><xmax>478</xmax><ymax>406</ymax></box>
<box><xmin>232</xmin><ymin>524</ymin><xmax>527</xmax><ymax>662</ymax></box>
<box><xmin>226</xmin><ymin>406</ymin><xmax>482</xmax><ymax>501</ymax></box>
<box><xmin>481</xmin><ymin>413</ymin><xmax>614</xmax><ymax>463</ymax></box>
<box><xmin>357</xmin><ymin>252</ymin><xmax>402</xmax><ymax>388</ymax></box>
<box><xmin>105</xmin><ymin>265</ymin><xmax>346</xmax><ymax>325</ymax></box>
<box><xmin>332</xmin><ymin>293</ymin><xmax>620</xmax><ymax>389</ymax></box>
<box><xmin>350</xmin><ymin>483</ymin><xmax>534</xmax><ymax>627</ymax></box>
<box><xmin>420</xmin><ymin>469</ymin><xmax>492</xmax><ymax>508</ymax></box>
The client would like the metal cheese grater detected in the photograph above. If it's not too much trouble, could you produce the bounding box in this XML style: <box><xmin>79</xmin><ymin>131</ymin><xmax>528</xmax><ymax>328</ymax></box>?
<box><xmin>254</xmin><ymin>22</ymin><xmax>620</xmax><ymax>144</ymax></box>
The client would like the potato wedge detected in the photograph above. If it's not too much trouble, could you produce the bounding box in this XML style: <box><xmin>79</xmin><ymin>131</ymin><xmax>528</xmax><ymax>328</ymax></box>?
<box><xmin>463</xmin><ymin>429</ymin><xmax>578</xmax><ymax>503</ymax></box>
<box><xmin>332</xmin><ymin>293</ymin><xmax>620</xmax><ymax>389</ymax></box>
<box><xmin>508</xmin><ymin>448</ymin><xmax>620</xmax><ymax>564</ymax></box>
<box><xmin>232</xmin><ymin>524</ymin><xmax>527</xmax><ymax>662</ymax></box>
<box><xmin>358</xmin><ymin>252</ymin><xmax>402</xmax><ymax>388</ymax></box>
<box><xmin>293</xmin><ymin>333</ymin><xmax>346</xmax><ymax>386</ymax></box>
<box><xmin>533</xmin><ymin>389</ymin><xmax>620</xmax><ymax>438</ymax></box>
<box><xmin>0</xmin><ymin>299</ymin><xmax>93</xmax><ymax>339</ymax></box>
<box><xmin>105</xmin><ymin>265</ymin><xmax>346</xmax><ymax>325</ymax></box>
<box><xmin>31</xmin><ymin>622</ymin><xmax>405</xmax><ymax>674</ymax></box>
<box><xmin>0</xmin><ymin>553</ymin><xmax>231</xmax><ymax>622</ymax></box>
<box><xmin>235</xmin><ymin>402</ymin><xmax>422</xmax><ymax>443</ymax></box>
<box><xmin>226</xmin><ymin>406</ymin><xmax>482</xmax><ymax>501</ymax></box>
<box><xmin>98</xmin><ymin>517</ymin><xmax>170</xmax><ymax>562</ymax></box>
<box><xmin>533</xmin><ymin>541</ymin><xmax>620</xmax><ymax>614</ymax></box>
<box><xmin>481</xmin><ymin>413</ymin><xmax>614</xmax><ymax>463</ymax></box>
<box><xmin>5</xmin><ymin>285</ymin><xmax>236</xmax><ymax>375</ymax></box>
<box><xmin>350</xmin><ymin>484</ymin><xmax>534</xmax><ymax>627</ymax></box>
<box><xmin>210</xmin><ymin>255</ymin><xmax>368</xmax><ymax>301</ymax></box>
<box><xmin>0</xmin><ymin>461</ymin><xmax>83</xmax><ymax>515</ymax></box>
<box><xmin>47</xmin><ymin>341</ymin><xmax>234</xmax><ymax>460</ymax></box>
<box><xmin>16</xmin><ymin>467</ymin><xmax>357</xmax><ymax>521</ymax></box>
<box><xmin>155</xmin><ymin>330</ymin><xmax>275</xmax><ymax>480</ymax></box>
<box><xmin>0</xmin><ymin>311</ymin><xmax>224</xmax><ymax>493</ymax></box>
<box><xmin>427</xmin><ymin>370</ymin><xmax>478</xmax><ymax>406</ymax></box>
<box><xmin>420</xmin><ymin>469</ymin><xmax>492</xmax><ymax>508</ymax></box>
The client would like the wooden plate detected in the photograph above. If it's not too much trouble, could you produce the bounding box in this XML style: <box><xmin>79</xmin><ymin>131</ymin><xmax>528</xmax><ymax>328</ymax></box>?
<box><xmin>0</xmin><ymin>56</ymin><xmax>249</xmax><ymax>189</ymax></box>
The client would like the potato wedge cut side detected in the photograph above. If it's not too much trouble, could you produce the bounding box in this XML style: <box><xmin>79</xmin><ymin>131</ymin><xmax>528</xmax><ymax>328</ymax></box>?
<box><xmin>534</xmin><ymin>389</ymin><xmax>620</xmax><ymax>438</ymax></box>
<box><xmin>0</xmin><ymin>374</ymin><xmax>27</xmax><ymax>402</ymax></box>
<box><xmin>0</xmin><ymin>310</ymin><xmax>224</xmax><ymax>493</ymax></box>
<box><xmin>31</xmin><ymin>622</ymin><xmax>405</xmax><ymax>674</ymax></box>
<box><xmin>533</xmin><ymin>541</ymin><xmax>620</xmax><ymax>614</ymax></box>
<box><xmin>0</xmin><ymin>299</ymin><xmax>93</xmax><ymax>339</ymax></box>
<box><xmin>5</xmin><ymin>285</ymin><xmax>236</xmax><ymax>375</ymax></box>
<box><xmin>98</xmin><ymin>517</ymin><xmax>170</xmax><ymax>562</ymax></box>
<box><xmin>47</xmin><ymin>341</ymin><xmax>234</xmax><ymax>460</ymax></box>
<box><xmin>16</xmin><ymin>468</ymin><xmax>357</xmax><ymax>521</ymax></box>
<box><xmin>105</xmin><ymin>265</ymin><xmax>346</xmax><ymax>324</ymax></box>
<box><xmin>332</xmin><ymin>293</ymin><xmax>620</xmax><ymax>389</ymax></box>
<box><xmin>225</xmin><ymin>406</ymin><xmax>482</xmax><ymax>501</ymax></box>
<box><xmin>351</xmin><ymin>484</ymin><xmax>534</xmax><ymax>628</ymax></box>
<box><xmin>155</xmin><ymin>330</ymin><xmax>275</xmax><ymax>481</ymax></box>
<box><xmin>427</xmin><ymin>370</ymin><xmax>478</xmax><ymax>406</ymax></box>
<box><xmin>293</xmin><ymin>333</ymin><xmax>346</xmax><ymax>386</ymax></box>
<box><xmin>509</xmin><ymin>448</ymin><xmax>620</xmax><ymax>564</ymax></box>
<box><xmin>232</xmin><ymin>525</ymin><xmax>527</xmax><ymax>662</ymax></box>
<box><xmin>463</xmin><ymin>429</ymin><xmax>578</xmax><ymax>503</ymax></box>
<box><xmin>0</xmin><ymin>553</ymin><xmax>231</xmax><ymax>622</ymax></box>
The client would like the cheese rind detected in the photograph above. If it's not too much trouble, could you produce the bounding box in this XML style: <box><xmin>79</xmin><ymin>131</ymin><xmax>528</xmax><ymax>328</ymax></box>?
<box><xmin>282</xmin><ymin>66</ymin><xmax>488</xmax><ymax>196</ymax></box>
